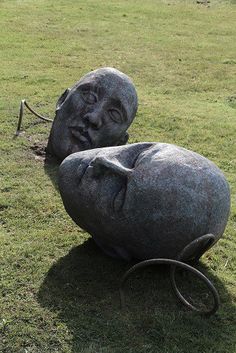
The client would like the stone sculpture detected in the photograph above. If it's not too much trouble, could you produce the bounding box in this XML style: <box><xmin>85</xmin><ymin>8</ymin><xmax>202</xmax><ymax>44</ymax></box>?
<box><xmin>47</xmin><ymin>67</ymin><xmax>138</xmax><ymax>160</ymax></box>
<box><xmin>58</xmin><ymin>142</ymin><xmax>230</xmax><ymax>261</ymax></box>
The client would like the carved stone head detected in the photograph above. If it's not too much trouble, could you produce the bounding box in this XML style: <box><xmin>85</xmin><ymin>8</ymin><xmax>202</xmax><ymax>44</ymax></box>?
<box><xmin>58</xmin><ymin>143</ymin><xmax>230</xmax><ymax>261</ymax></box>
<box><xmin>47</xmin><ymin>68</ymin><xmax>138</xmax><ymax>160</ymax></box>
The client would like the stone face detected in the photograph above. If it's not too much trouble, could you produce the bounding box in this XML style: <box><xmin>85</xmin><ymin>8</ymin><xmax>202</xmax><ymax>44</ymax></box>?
<box><xmin>47</xmin><ymin>67</ymin><xmax>138</xmax><ymax>160</ymax></box>
<box><xmin>58</xmin><ymin>143</ymin><xmax>230</xmax><ymax>261</ymax></box>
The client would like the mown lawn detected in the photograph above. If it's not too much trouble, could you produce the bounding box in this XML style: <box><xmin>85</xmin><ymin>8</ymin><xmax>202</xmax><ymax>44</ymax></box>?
<box><xmin>0</xmin><ymin>0</ymin><xmax>235</xmax><ymax>352</ymax></box>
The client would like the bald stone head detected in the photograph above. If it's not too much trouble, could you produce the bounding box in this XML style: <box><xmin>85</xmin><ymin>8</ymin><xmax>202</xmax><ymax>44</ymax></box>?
<box><xmin>59</xmin><ymin>143</ymin><xmax>230</xmax><ymax>261</ymax></box>
<box><xmin>47</xmin><ymin>67</ymin><xmax>138</xmax><ymax>160</ymax></box>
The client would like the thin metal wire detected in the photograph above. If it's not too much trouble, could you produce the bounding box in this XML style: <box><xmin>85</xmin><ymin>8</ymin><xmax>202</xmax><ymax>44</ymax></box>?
<box><xmin>15</xmin><ymin>99</ymin><xmax>53</xmax><ymax>136</ymax></box>
<box><xmin>119</xmin><ymin>234</ymin><xmax>220</xmax><ymax>316</ymax></box>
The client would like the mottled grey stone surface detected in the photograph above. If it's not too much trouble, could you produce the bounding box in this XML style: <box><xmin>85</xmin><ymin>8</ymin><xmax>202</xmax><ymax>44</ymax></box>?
<box><xmin>59</xmin><ymin>143</ymin><xmax>230</xmax><ymax>261</ymax></box>
<box><xmin>47</xmin><ymin>67</ymin><xmax>138</xmax><ymax>160</ymax></box>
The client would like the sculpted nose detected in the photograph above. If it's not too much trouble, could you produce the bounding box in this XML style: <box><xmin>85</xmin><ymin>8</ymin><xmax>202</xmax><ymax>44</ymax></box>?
<box><xmin>83</xmin><ymin>108</ymin><xmax>103</xmax><ymax>130</ymax></box>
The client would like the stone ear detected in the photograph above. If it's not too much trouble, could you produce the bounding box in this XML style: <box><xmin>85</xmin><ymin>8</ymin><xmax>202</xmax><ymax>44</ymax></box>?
<box><xmin>116</xmin><ymin>132</ymin><xmax>129</xmax><ymax>146</ymax></box>
<box><xmin>56</xmin><ymin>88</ymin><xmax>71</xmax><ymax>110</ymax></box>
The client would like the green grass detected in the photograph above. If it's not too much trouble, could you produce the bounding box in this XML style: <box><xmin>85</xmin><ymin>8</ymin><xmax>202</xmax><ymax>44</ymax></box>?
<box><xmin>0</xmin><ymin>0</ymin><xmax>236</xmax><ymax>352</ymax></box>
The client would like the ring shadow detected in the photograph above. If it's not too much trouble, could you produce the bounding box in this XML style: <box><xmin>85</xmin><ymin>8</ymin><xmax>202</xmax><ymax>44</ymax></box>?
<box><xmin>37</xmin><ymin>235</ymin><xmax>236</xmax><ymax>353</ymax></box>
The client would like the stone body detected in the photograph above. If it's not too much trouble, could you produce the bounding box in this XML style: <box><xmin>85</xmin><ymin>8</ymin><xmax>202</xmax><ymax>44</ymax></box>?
<box><xmin>59</xmin><ymin>143</ymin><xmax>230</xmax><ymax>261</ymax></box>
<box><xmin>47</xmin><ymin>67</ymin><xmax>138</xmax><ymax>161</ymax></box>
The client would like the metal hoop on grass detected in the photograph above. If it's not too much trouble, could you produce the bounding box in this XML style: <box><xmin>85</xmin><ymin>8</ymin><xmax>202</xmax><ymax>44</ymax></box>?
<box><xmin>15</xmin><ymin>99</ymin><xmax>53</xmax><ymax>136</ymax></box>
<box><xmin>170</xmin><ymin>234</ymin><xmax>219</xmax><ymax>315</ymax></box>
<box><xmin>119</xmin><ymin>234</ymin><xmax>220</xmax><ymax>316</ymax></box>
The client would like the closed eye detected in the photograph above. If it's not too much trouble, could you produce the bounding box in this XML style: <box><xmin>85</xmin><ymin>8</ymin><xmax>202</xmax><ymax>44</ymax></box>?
<box><xmin>81</xmin><ymin>90</ymin><xmax>97</xmax><ymax>104</ymax></box>
<box><xmin>108</xmin><ymin>108</ymin><xmax>123</xmax><ymax>123</ymax></box>
<box><xmin>113</xmin><ymin>182</ymin><xmax>127</xmax><ymax>213</ymax></box>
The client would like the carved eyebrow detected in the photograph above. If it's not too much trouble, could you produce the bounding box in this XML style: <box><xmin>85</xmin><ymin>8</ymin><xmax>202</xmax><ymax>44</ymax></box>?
<box><xmin>77</xmin><ymin>82</ymin><xmax>102</xmax><ymax>95</ymax></box>
<box><xmin>77</xmin><ymin>84</ymin><xmax>128</xmax><ymax>120</ymax></box>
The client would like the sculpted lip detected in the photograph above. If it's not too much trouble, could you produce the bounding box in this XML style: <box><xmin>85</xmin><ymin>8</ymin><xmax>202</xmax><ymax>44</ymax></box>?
<box><xmin>69</xmin><ymin>126</ymin><xmax>92</xmax><ymax>145</ymax></box>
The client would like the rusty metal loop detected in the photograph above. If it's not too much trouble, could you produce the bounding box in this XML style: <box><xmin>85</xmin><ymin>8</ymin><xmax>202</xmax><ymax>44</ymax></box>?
<box><xmin>15</xmin><ymin>99</ymin><xmax>53</xmax><ymax>136</ymax></box>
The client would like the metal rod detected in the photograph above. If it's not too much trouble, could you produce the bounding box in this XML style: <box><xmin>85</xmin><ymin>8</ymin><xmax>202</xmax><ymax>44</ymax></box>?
<box><xmin>15</xmin><ymin>99</ymin><xmax>53</xmax><ymax>135</ymax></box>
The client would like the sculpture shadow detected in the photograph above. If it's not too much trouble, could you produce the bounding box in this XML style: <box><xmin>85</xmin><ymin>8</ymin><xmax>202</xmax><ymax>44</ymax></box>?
<box><xmin>43</xmin><ymin>152</ymin><xmax>60</xmax><ymax>191</ymax></box>
<box><xmin>38</xmin><ymin>238</ymin><xmax>236</xmax><ymax>353</ymax></box>
<box><xmin>29</xmin><ymin>140</ymin><xmax>60</xmax><ymax>191</ymax></box>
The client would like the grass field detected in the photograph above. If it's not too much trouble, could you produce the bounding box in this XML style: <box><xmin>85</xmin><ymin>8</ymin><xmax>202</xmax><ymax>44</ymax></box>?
<box><xmin>0</xmin><ymin>0</ymin><xmax>236</xmax><ymax>352</ymax></box>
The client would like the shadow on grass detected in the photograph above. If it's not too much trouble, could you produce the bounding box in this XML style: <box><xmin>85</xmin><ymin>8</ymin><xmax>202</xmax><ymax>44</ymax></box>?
<box><xmin>38</xmin><ymin>238</ymin><xmax>236</xmax><ymax>353</ymax></box>
<box><xmin>39</xmin><ymin>142</ymin><xmax>236</xmax><ymax>352</ymax></box>
<box><xmin>29</xmin><ymin>140</ymin><xmax>61</xmax><ymax>190</ymax></box>
<box><xmin>43</xmin><ymin>152</ymin><xmax>60</xmax><ymax>191</ymax></box>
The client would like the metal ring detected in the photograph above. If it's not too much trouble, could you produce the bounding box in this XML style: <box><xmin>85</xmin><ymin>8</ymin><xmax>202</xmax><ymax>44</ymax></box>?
<box><xmin>176</xmin><ymin>234</ymin><xmax>216</xmax><ymax>262</ymax></box>
<box><xmin>170</xmin><ymin>234</ymin><xmax>219</xmax><ymax>316</ymax></box>
<box><xmin>119</xmin><ymin>257</ymin><xmax>220</xmax><ymax>316</ymax></box>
